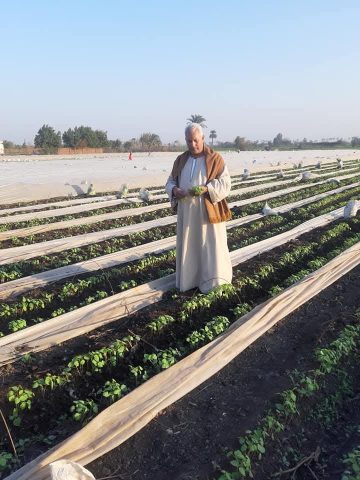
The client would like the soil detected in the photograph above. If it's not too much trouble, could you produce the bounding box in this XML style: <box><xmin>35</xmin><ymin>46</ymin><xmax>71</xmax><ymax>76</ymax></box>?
<box><xmin>1</xmin><ymin>176</ymin><xmax>360</xmax><ymax>478</ymax></box>
<box><xmin>87</xmin><ymin>264</ymin><xmax>360</xmax><ymax>480</ymax></box>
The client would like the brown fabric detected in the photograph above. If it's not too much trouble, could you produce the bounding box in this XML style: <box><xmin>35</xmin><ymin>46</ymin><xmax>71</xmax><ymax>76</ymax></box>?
<box><xmin>171</xmin><ymin>145</ymin><xmax>232</xmax><ymax>223</ymax></box>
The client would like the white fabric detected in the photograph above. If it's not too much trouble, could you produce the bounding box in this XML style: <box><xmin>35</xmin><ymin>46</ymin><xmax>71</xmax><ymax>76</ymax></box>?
<box><xmin>2</xmin><ymin>178</ymin><xmax>360</xmax><ymax>300</ymax></box>
<box><xmin>0</xmin><ymin>205</ymin><xmax>350</xmax><ymax>366</ymax></box>
<box><xmin>2</xmin><ymin>170</ymin><xmax>360</xmax><ymax>265</ymax></box>
<box><xmin>0</xmin><ymin>215</ymin><xmax>176</xmax><ymax>266</ymax></box>
<box><xmin>262</xmin><ymin>202</ymin><xmax>278</xmax><ymax>216</ymax></box>
<box><xmin>166</xmin><ymin>156</ymin><xmax>232</xmax><ymax>293</ymax></box>
<box><xmin>5</xmin><ymin>241</ymin><xmax>360</xmax><ymax>480</ymax></box>
<box><xmin>49</xmin><ymin>461</ymin><xmax>95</xmax><ymax>480</ymax></box>
<box><xmin>344</xmin><ymin>199</ymin><xmax>359</xmax><ymax>218</ymax></box>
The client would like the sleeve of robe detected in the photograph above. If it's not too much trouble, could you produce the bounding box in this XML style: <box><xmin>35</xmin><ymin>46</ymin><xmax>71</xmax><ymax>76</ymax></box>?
<box><xmin>206</xmin><ymin>165</ymin><xmax>231</xmax><ymax>203</ymax></box>
<box><xmin>165</xmin><ymin>174</ymin><xmax>177</xmax><ymax>202</ymax></box>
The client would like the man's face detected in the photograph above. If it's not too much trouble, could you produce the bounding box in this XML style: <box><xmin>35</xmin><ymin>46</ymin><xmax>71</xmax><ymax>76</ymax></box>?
<box><xmin>186</xmin><ymin>129</ymin><xmax>204</xmax><ymax>155</ymax></box>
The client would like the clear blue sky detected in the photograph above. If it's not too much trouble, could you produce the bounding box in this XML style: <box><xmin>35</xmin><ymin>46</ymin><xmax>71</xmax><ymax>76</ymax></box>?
<box><xmin>1</xmin><ymin>0</ymin><xmax>360</xmax><ymax>144</ymax></box>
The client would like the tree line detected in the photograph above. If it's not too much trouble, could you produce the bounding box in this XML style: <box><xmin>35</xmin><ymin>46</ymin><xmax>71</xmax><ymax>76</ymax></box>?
<box><xmin>223</xmin><ymin>133</ymin><xmax>360</xmax><ymax>151</ymax></box>
<box><xmin>3</xmin><ymin>114</ymin><xmax>360</xmax><ymax>153</ymax></box>
<box><xmin>4</xmin><ymin>125</ymin><xmax>162</xmax><ymax>154</ymax></box>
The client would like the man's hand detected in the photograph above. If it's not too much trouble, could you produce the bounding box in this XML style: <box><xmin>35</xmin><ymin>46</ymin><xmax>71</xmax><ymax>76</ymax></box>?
<box><xmin>172</xmin><ymin>186</ymin><xmax>187</xmax><ymax>199</ymax></box>
<box><xmin>189</xmin><ymin>185</ymin><xmax>208</xmax><ymax>196</ymax></box>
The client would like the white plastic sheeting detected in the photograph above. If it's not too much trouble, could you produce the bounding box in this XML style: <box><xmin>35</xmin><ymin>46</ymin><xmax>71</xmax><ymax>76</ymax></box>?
<box><xmin>0</xmin><ymin>203</ymin><xmax>171</xmax><ymax>241</ymax></box>
<box><xmin>344</xmin><ymin>200</ymin><xmax>360</xmax><ymax>218</ymax></box>
<box><xmin>0</xmin><ymin>195</ymin><xmax>119</xmax><ymax>216</ymax></box>
<box><xmin>0</xmin><ymin>215</ymin><xmax>177</xmax><ymax>266</ymax></box>
<box><xmin>1</xmin><ymin>179</ymin><xmax>359</xmax><ymax>288</ymax></box>
<box><xmin>1</xmin><ymin>167</ymin><xmax>359</xmax><ymax>245</ymax></box>
<box><xmin>5</xmin><ymin>240</ymin><xmax>360</xmax><ymax>480</ymax></box>
<box><xmin>1</xmin><ymin>167</ymin><xmax>360</xmax><ymax>256</ymax></box>
<box><xmin>0</xmin><ymin>237</ymin><xmax>176</xmax><ymax>300</ymax></box>
<box><xmin>49</xmin><ymin>461</ymin><xmax>95</xmax><ymax>480</ymax></box>
<box><xmin>229</xmin><ymin>171</ymin><xmax>360</xmax><ymax>209</ymax></box>
<box><xmin>2</xmin><ymin>165</ymin><xmax>359</xmax><ymax>225</ymax></box>
<box><xmin>0</xmin><ymin>195</ymin><xmax>166</xmax><ymax>224</ymax></box>
<box><xmin>0</xmin><ymin>205</ymin><xmax>349</xmax><ymax>366</ymax></box>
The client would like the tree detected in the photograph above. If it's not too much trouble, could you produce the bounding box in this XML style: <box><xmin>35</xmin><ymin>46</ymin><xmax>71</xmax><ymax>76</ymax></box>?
<box><xmin>139</xmin><ymin>132</ymin><xmax>162</xmax><ymax>152</ymax></box>
<box><xmin>62</xmin><ymin>126</ymin><xmax>109</xmax><ymax>148</ymax></box>
<box><xmin>234</xmin><ymin>136</ymin><xmax>247</xmax><ymax>151</ymax></box>
<box><xmin>186</xmin><ymin>114</ymin><xmax>207</xmax><ymax>128</ymax></box>
<box><xmin>109</xmin><ymin>139</ymin><xmax>122</xmax><ymax>150</ymax></box>
<box><xmin>351</xmin><ymin>137</ymin><xmax>360</xmax><ymax>147</ymax></box>
<box><xmin>3</xmin><ymin>140</ymin><xmax>16</xmax><ymax>149</ymax></box>
<box><xmin>34</xmin><ymin>124</ymin><xmax>62</xmax><ymax>153</ymax></box>
<box><xmin>273</xmin><ymin>133</ymin><xmax>283</xmax><ymax>146</ymax></box>
<box><xmin>209</xmin><ymin>130</ymin><xmax>217</xmax><ymax>146</ymax></box>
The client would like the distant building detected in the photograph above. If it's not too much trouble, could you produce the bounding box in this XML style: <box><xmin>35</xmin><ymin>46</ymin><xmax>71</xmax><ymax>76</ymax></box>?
<box><xmin>0</xmin><ymin>141</ymin><xmax>4</xmax><ymax>155</ymax></box>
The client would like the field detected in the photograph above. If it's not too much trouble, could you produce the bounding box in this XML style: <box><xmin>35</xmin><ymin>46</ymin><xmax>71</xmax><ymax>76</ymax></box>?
<box><xmin>0</xmin><ymin>155</ymin><xmax>359</xmax><ymax>480</ymax></box>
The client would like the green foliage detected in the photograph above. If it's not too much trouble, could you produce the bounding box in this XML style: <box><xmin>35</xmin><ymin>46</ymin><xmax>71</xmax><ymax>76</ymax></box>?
<box><xmin>143</xmin><ymin>347</ymin><xmax>181</xmax><ymax>371</ymax></box>
<box><xmin>186</xmin><ymin>114</ymin><xmax>206</xmax><ymax>127</ymax></box>
<box><xmin>180</xmin><ymin>284</ymin><xmax>236</xmax><ymax>321</ymax></box>
<box><xmin>62</xmin><ymin>126</ymin><xmax>109</xmax><ymax>148</ymax></box>
<box><xmin>186</xmin><ymin>316</ymin><xmax>230</xmax><ymax>347</ymax></box>
<box><xmin>7</xmin><ymin>386</ymin><xmax>34</xmax><ymax>426</ymax></box>
<box><xmin>100</xmin><ymin>380</ymin><xmax>128</xmax><ymax>403</ymax></box>
<box><xmin>32</xmin><ymin>373</ymin><xmax>70</xmax><ymax>391</ymax></box>
<box><xmin>34</xmin><ymin>124</ymin><xmax>62</xmax><ymax>153</ymax></box>
<box><xmin>70</xmin><ymin>399</ymin><xmax>98</xmax><ymax>423</ymax></box>
<box><xmin>191</xmin><ymin>185</ymin><xmax>204</xmax><ymax>196</ymax></box>
<box><xmin>0</xmin><ymin>452</ymin><xmax>18</xmax><ymax>472</ymax></box>
<box><xmin>218</xmin><ymin>322</ymin><xmax>360</xmax><ymax>479</ymax></box>
<box><xmin>232</xmin><ymin>303</ymin><xmax>252</xmax><ymax>318</ymax></box>
<box><xmin>342</xmin><ymin>447</ymin><xmax>360</xmax><ymax>479</ymax></box>
<box><xmin>209</xmin><ymin>130</ymin><xmax>217</xmax><ymax>145</ymax></box>
<box><xmin>129</xmin><ymin>365</ymin><xmax>149</xmax><ymax>382</ymax></box>
<box><xmin>139</xmin><ymin>132</ymin><xmax>162</xmax><ymax>151</ymax></box>
<box><xmin>51</xmin><ymin>307</ymin><xmax>66</xmax><ymax>317</ymax></box>
<box><xmin>268</xmin><ymin>285</ymin><xmax>283</xmax><ymax>297</ymax></box>
<box><xmin>66</xmin><ymin>335</ymin><xmax>139</xmax><ymax>374</ymax></box>
<box><xmin>316</xmin><ymin>325</ymin><xmax>360</xmax><ymax>374</ymax></box>
<box><xmin>147</xmin><ymin>315</ymin><xmax>175</xmax><ymax>332</ymax></box>
<box><xmin>8</xmin><ymin>318</ymin><xmax>27</xmax><ymax>332</ymax></box>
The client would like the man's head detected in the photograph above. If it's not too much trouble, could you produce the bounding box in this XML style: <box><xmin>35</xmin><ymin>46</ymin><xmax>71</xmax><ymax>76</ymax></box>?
<box><xmin>185</xmin><ymin>123</ymin><xmax>205</xmax><ymax>156</ymax></box>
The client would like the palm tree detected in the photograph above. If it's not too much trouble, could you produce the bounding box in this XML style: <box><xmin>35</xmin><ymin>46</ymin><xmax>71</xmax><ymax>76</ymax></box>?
<box><xmin>186</xmin><ymin>114</ymin><xmax>207</xmax><ymax>128</ymax></box>
<box><xmin>209</xmin><ymin>130</ymin><xmax>217</xmax><ymax>146</ymax></box>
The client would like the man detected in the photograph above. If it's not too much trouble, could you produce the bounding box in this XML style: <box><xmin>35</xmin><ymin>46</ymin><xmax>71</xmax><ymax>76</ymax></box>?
<box><xmin>165</xmin><ymin>123</ymin><xmax>232</xmax><ymax>293</ymax></box>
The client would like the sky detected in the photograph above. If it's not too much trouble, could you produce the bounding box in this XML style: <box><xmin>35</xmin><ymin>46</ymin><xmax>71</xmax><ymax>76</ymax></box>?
<box><xmin>1</xmin><ymin>0</ymin><xmax>360</xmax><ymax>145</ymax></box>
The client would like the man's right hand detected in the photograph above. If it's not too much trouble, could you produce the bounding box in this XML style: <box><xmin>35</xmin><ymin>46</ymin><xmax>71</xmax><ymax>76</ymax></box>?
<box><xmin>172</xmin><ymin>186</ymin><xmax>187</xmax><ymax>199</ymax></box>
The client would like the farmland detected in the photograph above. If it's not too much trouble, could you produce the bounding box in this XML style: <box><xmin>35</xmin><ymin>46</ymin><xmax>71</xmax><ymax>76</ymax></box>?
<box><xmin>0</xmin><ymin>157</ymin><xmax>359</xmax><ymax>480</ymax></box>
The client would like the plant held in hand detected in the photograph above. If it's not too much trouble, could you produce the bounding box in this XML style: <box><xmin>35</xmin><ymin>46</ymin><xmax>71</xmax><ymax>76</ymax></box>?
<box><xmin>190</xmin><ymin>185</ymin><xmax>207</xmax><ymax>196</ymax></box>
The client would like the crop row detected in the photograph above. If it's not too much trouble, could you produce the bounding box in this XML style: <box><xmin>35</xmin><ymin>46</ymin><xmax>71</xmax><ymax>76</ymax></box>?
<box><xmin>0</xmin><ymin>225</ymin><xmax>177</xmax><ymax>282</ymax></box>
<box><xmin>1</xmin><ymin>187</ymin><xmax>360</xmax><ymax>335</ymax></box>
<box><xmin>0</xmin><ymin>170</ymin><xmax>291</xmax><ymax>227</ymax></box>
<box><xmin>2</xmin><ymin>217</ymin><xmax>359</xmax><ymax>445</ymax></box>
<box><xmin>1</xmin><ymin>184</ymin><xmax>358</xmax><ymax>296</ymax></box>
<box><xmin>217</xmin><ymin>318</ymin><xmax>360</xmax><ymax>479</ymax></box>
<box><xmin>2</xmin><ymin>164</ymin><xmax>360</xmax><ymax>239</ymax></box>
<box><xmin>1</xmin><ymin>158</ymin><xmax>358</xmax><ymax>218</ymax></box>
<box><xmin>1</xmin><ymin>173</ymin><xmax>360</xmax><ymax>285</ymax></box>
<box><xmin>0</xmin><ymin>158</ymin><xmax>351</xmax><ymax>214</ymax></box>
<box><xmin>0</xmin><ymin>203</ymin><xmax>173</xmax><ymax>246</ymax></box>
<box><xmin>0</xmin><ymin>198</ymin><xmax>146</xmax><ymax>223</ymax></box>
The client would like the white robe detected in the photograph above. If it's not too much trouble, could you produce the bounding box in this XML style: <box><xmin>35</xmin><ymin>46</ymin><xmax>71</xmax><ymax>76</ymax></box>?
<box><xmin>165</xmin><ymin>155</ymin><xmax>233</xmax><ymax>293</ymax></box>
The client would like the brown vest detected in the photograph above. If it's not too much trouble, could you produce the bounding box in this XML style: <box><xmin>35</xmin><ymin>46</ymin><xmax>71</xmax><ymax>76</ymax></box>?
<box><xmin>171</xmin><ymin>145</ymin><xmax>232</xmax><ymax>224</ymax></box>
